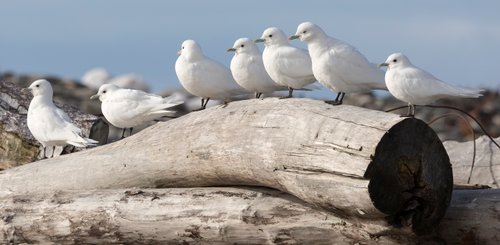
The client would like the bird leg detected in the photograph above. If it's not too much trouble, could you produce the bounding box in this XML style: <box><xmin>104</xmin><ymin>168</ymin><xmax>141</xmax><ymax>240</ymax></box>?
<box><xmin>120</xmin><ymin>128</ymin><xmax>127</xmax><ymax>139</ymax></box>
<box><xmin>39</xmin><ymin>146</ymin><xmax>47</xmax><ymax>159</ymax></box>
<box><xmin>325</xmin><ymin>92</ymin><xmax>345</xmax><ymax>105</ymax></box>
<box><xmin>222</xmin><ymin>100</ymin><xmax>230</xmax><ymax>108</ymax></box>
<box><xmin>193</xmin><ymin>98</ymin><xmax>210</xmax><ymax>111</ymax></box>
<box><xmin>255</xmin><ymin>92</ymin><xmax>263</xmax><ymax>99</ymax></box>
<box><xmin>401</xmin><ymin>103</ymin><xmax>416</xmax><ymax>118</ymax></box>
<box><xmin>129</xmin><ymin>128</ymin><xmax>133</xmax><ymax>137</ymax></box>
<box><xmin>279</xmin><ymin>87</ymin><xmax>293</xmax><ymax>99</ymax></box>
<box><xmin>43</xmin><ymin>146</ymin><xmax>55</xmax><ymax>158</ymax></box>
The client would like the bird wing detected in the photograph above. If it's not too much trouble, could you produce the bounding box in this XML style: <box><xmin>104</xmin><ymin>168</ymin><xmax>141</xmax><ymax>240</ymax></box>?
<box><xmin>34</xmin><ymin>105</ymin><xmax>92</xmax><ymax>146</ymax></box>
<box><xmin>399</xmin><ymin>66</ymin><xmax>482</xmax><ymax>99</ymax></box>
<box><xmin>198</xmin><ymin>58</ymin><xmax>247</xmax><ymax>97</ymax></box>
<box><xmin>107</xmin><ymin>89</ymin><xmax>183</xmax><ymax>122</ymax></box>
<box><xmin>328</xmin><ymin>43</ymin><xmax>386</xmax><ymax>90</ymax></box>
<box><xmin>53</xmin><ymin>107</ymin><xmax>84</xmax><ymax>136</ymax></box>
<box><xmin>276</xmin><ymin>46</ymin><xmax>315</xmax><ymax>80</ymax></box>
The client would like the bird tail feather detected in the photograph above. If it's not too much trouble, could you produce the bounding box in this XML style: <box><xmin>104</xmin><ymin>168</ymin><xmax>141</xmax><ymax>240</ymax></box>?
<box><xmin>68</xmin><ymin>136</ymin><xmax>99</xmax><ymax>148</ymax></box>
<box><xmin>161</xmin><ymin>94</ymin><xmax>184</xmax><ymax>109</ymax></box>
<box><xmin>440</xmin><ymin>83</ymin><xmax>484</xmax><ymax>98</ymax></box>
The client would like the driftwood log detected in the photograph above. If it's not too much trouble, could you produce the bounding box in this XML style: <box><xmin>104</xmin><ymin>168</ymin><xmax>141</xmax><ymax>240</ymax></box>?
<box><xmin>1</xmin><ymin>187</ymin><xmax>498</xmax><ymax>244</ymax></box>
<box><xmin>0</xmin><ymin>187</ymin><xmax>414</xmax><ymax>244</ymax></box>
<box><xmin>444</xmin><ymin>135</ymin><xmax>500</xmax><ymax>187</ymax></box>
<box><xmin>0</xmin><ymin>98</ymin><xmax>453</xmax><ymax>235</ymax></box>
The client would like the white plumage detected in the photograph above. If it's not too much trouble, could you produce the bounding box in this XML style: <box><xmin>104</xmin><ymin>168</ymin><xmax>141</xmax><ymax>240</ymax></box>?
<box><xmin>382</xmin><ymin>52</ymin><xmax>484</xmax><ymax>105</ymax></box>
<box><xmin>291</xmin><ymin>22</ymin><xmax>386</xmax><ymax>104</ymax></box>
<box><xmin>256</xmin><ymin>27</ymin><xmax>316</xmax><ymax>98</ymax></box>
<box><xmin>27</xmin><ymin>79</ymin><xmax>97</xmax><ymax>157</ymax></box>
<box><xmin>228</xmin><ymin>37</ymin><xmax>287</xmax><ymax>98</ymax></box>
<box><xmin>381</xmin><ymin>52</ymin><xmax>483</xmax><ymax>115</ymax></box>
<box><xmin>175</xmin><ymin>39</ymin><xmax>245</xmax><ymax>109</ymax></box>
<box><xmin>91</xmin><ymin>84</ymin><xmax>183</xmax><ymax>129</ymax></box>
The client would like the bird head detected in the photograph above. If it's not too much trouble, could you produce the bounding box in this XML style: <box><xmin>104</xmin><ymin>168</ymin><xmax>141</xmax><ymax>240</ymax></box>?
<box><xmin>255</xmin><ymin>27</ymin><xmax>288</xmax><ymax>46</ymax></box>
<box><xmin>90</xmin><ymin>84</ymin><xmax>120</xmax><ymax>101</ymax></box>
<box><xmin>227</xmin><ymin>37</ymin><xmax>259</xmax><ymax>54</ymax></box>
<box><xmin>27</xmin><ymin>79</ymin><xmax>53</xmax><ymax>97</ymax></box>
<box><xmin>289</xmin><ymin>22</ymin><xmax>323</xmax><ymax>43</ymax></box>
<box><xmin>177</xmin><ymin>39</ymin><xmax>204</xmax><ymax>61</ymax></box>
<box><xmin>379</xmin><ymin>53</ymin><xmax>410</xmax><ymax>69</ymax></box>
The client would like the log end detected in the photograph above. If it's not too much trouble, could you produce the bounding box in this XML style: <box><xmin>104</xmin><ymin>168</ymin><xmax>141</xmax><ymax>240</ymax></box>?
<box><xmin>365</xmin><ymin>118</ymin><xmax>453</xmax><ymax>235</ymax></box>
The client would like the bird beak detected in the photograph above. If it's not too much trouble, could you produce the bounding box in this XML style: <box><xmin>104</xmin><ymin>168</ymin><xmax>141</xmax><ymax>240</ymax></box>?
<box><xmin>90</xmin><ymin>94</ymin><xmax>99</xmax><ymax>100</ymax></box>
<box><xmin>254</xmin><ymin>38</ymin><xmax>265</xmax><ymax>43</ymax></box>
<box><xmin>177</xmin><ymin>50</ymin><xmax>182</xmax><ymax>56</ymax></box>
<box><xmin>379</xmin><ymin>63</ymin><xmax>389</xmax><ymax>67</ymax></box>
<box><xmin>226</xmin><ymin>48</ymin><xmax>237</xmax><ymax>52</ymax></box>
<box><xmin>289</xmin><ymin>34</ymin><xmax>300</xmax><ymax>40</ymax></box>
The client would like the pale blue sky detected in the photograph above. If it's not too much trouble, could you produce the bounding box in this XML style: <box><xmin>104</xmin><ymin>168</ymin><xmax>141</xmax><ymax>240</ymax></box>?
<box><xmin>1</xmin><ymin>0</ymin><xmax>499</xmax><ymax>95</ymax></box>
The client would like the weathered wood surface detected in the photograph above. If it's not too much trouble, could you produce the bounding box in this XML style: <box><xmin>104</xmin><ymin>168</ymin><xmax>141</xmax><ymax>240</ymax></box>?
<box><xmin>0</xmin><ymin>187</ymin><xmax>415</xmax><ymax>245</ymax></box>
<box><xmin>444</xmin><ymin>135</ymin><xmax>500</xmax><ymax>187</ymax></box>
<box><xmin>1</xmin><ymin>187</ymin><xmax>498</xmax><ymax>244</ymax></box>
<box><xmin>438</xmin><ymin>188</ymin><xmax>500</xmax><ymax>245</ymax></box>
<box><xmin>0</xmin><ymin>98</ymin><xmax>452</xmax><ymax>234</ymax></box>
<box><xmin>0</xmin><ymin>81</ymin><xmax>100</xmax><ymax>168</ymax></box>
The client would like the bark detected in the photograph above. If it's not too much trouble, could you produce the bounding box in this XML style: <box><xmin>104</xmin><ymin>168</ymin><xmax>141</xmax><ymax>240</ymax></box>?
<box><xmin>0</xmin><ymin>81</ymin><xmax>103</xmax><ymax>168</ymax></box>
<box><xmin>0</xmin><ymin>98</ymin><xmax>452</xmax><ymax>234</ymax></box>
<box><xmin>1</xmin><ymin>187</ymin><xmax>498</xmax><ymax>244</ymax></box>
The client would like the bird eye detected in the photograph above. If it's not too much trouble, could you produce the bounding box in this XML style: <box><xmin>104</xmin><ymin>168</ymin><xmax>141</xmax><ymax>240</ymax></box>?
<box><xmin>102</xmin><ymin>90</ymin><xmax>106</xmax><ymax>94</ymax></box>
<box><xmin>269</xmin><ymin>34</ymin><xmax>273</xmax><ymax>37</ymax></box>
<box><xmin>241</xmin><ymin>44</ymin><xmax>245</xmax><ymax>48</ymax></box>
<box><xmin>182</xmin><ymin>46</ymin><xmax>185</xmax><ymax>49</ymax></box>
<box><xmin>303</xmin><ymin>30</ymin><xmax>307</xmax><ymax>34</ymax></box>
<box><xmin>393</xmin><ymin>59</ymin><xmax>397</xmax><ymax>62</ymax></box>
<box><xmin>35</xmin><ymin>84</ymin><xmax>40</xmax><ymax>88</ymax></box>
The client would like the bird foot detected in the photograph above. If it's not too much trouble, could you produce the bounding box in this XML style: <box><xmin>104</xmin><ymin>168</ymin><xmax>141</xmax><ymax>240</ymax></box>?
<box><xmin>192</xmin><ymin>107</ymin><xmax>206</xmax><ymax>112</ymax></box>
<box><xmin>324</xmin><ymin>100</ymin><xmax>342</xmax><ymax>106</ymax></box>
<box><xmin>400</xmin><ymin>114</ymin><xmax>415</xmax><ymax>118</ymax></box>
<box><xmin>279</xmin><ymin>95</ymin><xmax>292</xmax><ymax>99</ymax></box>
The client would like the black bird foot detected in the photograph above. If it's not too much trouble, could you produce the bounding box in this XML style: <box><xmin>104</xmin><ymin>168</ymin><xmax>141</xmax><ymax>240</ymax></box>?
<box><xmin>192</xmin><ymin>107</ymin><xmax>205</xmax><ymax>112</ymax></box>
<box><xmin>325</xmin><ymin>100</ymin><xmax>343</xmax><ymax>106</ymax></box>
<box><xmin>221</xmin><ymin>101</ymin><xmax>230</xmax><ymax>108</ymax></box>
<box><xmin>325</xmin><ymin>92</ymin><xmax>345</xmax><ymax>106</ymax></box>
<box><xmin>279</xmin><ymin>95</ymin><xmax>292</xmax><ymax>99</ymax></box>
<box><xmin>400</xmin><ymin>114</ymin><xmax>415</xmax><ymax>118</ymax></box>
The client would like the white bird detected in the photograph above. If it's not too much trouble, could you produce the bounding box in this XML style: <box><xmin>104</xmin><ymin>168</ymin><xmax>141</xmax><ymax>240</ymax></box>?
<box><xmin>81</xmin><ymin>67</ymin><xmax>111</xmax><ymax>90</ymax></box>
<box><xmin>255</xmin><ymin>27</ymin><xmax>316</xmax><ymax>98</ymax></box>
<box><xmin>107</xmin><ymin>73</ymin><xmax>150</xmax><ymax>92</ymax></box>
<box><xmin>27</xmin><ymin>79</ymin><xmax>98</xmax><ymax>158</ymax></box>
<box><xmin>380</xmin><ymin>52</ymin><xmax>483</xmax><ymax>116</ymax></box>
<box><xmin>175</xmin><ymin>39</ymin><xmax>246</xmax><ymax>110</ymax></box>
<box><xmin>290</xmin><ymin>22</ymin><xmax>386</xmax><ymax>105</ymax></box>
<box><xmin>81</xmin><ymin>68</ymin><xmax>150</xmax><ymax>92</ymax></box>
<box><xmin>90</xmin><ymin>84</ymin><xmax>183</xmax><ymax>138</ymax></box>
<box><xmin>227</xmin><ymin>37</ymin><xmax>290</xmax><ymax>98</ymax></box>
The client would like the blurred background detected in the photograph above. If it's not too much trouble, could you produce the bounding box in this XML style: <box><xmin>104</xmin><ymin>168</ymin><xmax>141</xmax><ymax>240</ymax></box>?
<box><xmin>1</xmin><ymin>0</ymin><xmax>499</xmax><ymax>141</ymax></box>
